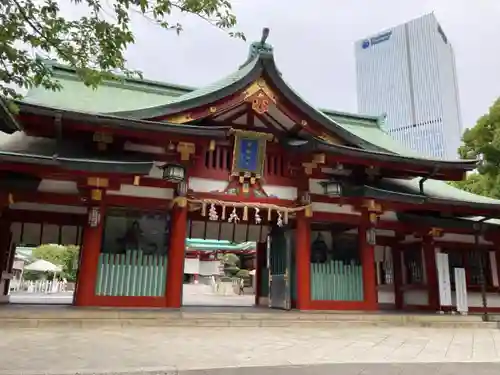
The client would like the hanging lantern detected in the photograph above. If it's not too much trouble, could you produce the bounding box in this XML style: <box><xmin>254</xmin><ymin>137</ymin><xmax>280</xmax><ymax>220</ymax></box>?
<box><xmin>323</xmin><ymin>179</ymin><xmax>342</xmax><ymax>196</ymax></box>
<box><xmin>88</xmin><ymin>207</ymin><xmax>101</xmax><ymax>228</ymax></box>
<box><xmin>366</xmin><ymin>228</ymin><xmax>376</xmax><ymax>246</ymax></box>
<box><xmin>161</xmin><ymin>163</ymin><xmax>185</xmax><ymax>183</ymax></box>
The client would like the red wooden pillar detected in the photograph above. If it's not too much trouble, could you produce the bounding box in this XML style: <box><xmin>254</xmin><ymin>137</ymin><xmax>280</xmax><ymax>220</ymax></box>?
<box><xmin>165</xmin><ymin>203</ymin><xmax>188</xmax><ymax>308</ymax></box>
<box><xmin>391</xmin><ymin>245</ymin><xmax>403</xmax><ymax>309</ymax></box>
<box><xmin>295</xmin><ymin>211</ymin><xmax>311</xmax><ymax>310</ymax></box>
<box><xmin>74</xmin><ymin>205</ymin><xmax>106</xmax><ymax>306</ymax></box>
<box><xmin>422</xmin><ymin>235</ymin><xmax>439</xmax><ymax>310</ymax></box>
<box><xmin>360</xmin><ymin>215</ymin><xmax>377</xmax><ymax>310</ymax></box>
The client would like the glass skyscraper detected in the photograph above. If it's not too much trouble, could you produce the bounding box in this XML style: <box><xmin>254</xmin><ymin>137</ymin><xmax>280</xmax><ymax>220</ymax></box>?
<box><xmin>355</xmin><ymin>13</ymin><xmax>463</xmax><ymax>160</ymax></box>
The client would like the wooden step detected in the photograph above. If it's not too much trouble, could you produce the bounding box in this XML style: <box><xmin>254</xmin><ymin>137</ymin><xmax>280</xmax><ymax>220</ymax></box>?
<box><xmin>0</xmin><ymin>306</ymin><xmax>497</xmax><ymax>329</ymax></box>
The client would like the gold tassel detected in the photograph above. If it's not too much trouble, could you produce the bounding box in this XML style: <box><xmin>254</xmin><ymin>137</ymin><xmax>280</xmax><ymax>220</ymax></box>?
<box><xmin>243</xmin><ymin>206</ymin><xmax>248</xmax><ymax>221</ymax></box>
<box><xmin>201</xmin><ymin>202</ymin><xmax>207</xmax><ymax>217</ymax></box>
<box><xmin>284</xmin><ymin>210</ymin><xmax>289</xmax><ymax>225</ymax></box>
<box><xmin>304</xmin><ymin>205</ymin><xmax>312</xmax><ymax>218</ymax></box>
<box><xmin>267</xmin><ymin>208</ymin><xmax>272</xmax><ymax>221</ymax></box>
<box><xmin>8</xmin><ymin>193</ymin><xmax>14</xmax><ymax>205</ymax></box>
<box><xmin>221</xmin><ymin>205</ymin><xmax>226</xmax><ymax>220</ymax></box>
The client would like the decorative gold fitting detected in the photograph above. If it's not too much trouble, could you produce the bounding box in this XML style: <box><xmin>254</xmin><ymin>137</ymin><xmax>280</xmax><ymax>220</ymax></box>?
<box><xmin>428</xmin><ymin>227</ymin><xmax>443</xmax><ymax>238</ymax></box>
<box><xmin>172</xmin><ymin>196</ymin><xmax>187</xmax><ymax>208</ymax></box>
<box><xmin>133</xmin><ymin>176</ymin><xmax>141</xmax><ymax>186</ymax></box>
<box><xmin>177</xmin><ymin>142</ymin><xmax>196</xmax><ymax>161</ymax></box>
<box><xmin>90</xmin><ymin>189</ymin><xmax>103</xmax><ymax>201</ymax></box>
<box><xmin>208</xmin><ymin>140</ymin><xmax>216</xmax><ymax>152</ymax></box>
<box><xmin>87</xmin><ymin>177</ymin><xmax>109</xmax><ymax>188</ymax></box>
<box><xmin>313</xmin><ymin>153</ymin><xmax>326</xmax><ymax>164</ymax></box>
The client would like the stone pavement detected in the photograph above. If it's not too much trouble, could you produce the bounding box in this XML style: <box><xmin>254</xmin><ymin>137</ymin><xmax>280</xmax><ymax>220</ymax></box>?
<box><xmin>1</xmin><ymin>326</ymin><xmax>500</xmax><ymax>375</ymax></box>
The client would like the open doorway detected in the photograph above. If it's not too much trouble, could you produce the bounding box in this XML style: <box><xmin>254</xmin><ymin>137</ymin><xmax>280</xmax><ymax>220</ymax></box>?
<box><xmin>8</xmin><ymin>221</ymin><xmax>83</xmax><ymax>305</ymax></box>
<box><xmin>181</xmin><ymin>217</ymin><xmax>268</xmax><ymax>307</ymax></box>
<box><xmin>182</xmin><ymin>239</ymin><xmax>257</xmax><ymax>306</ymax></box>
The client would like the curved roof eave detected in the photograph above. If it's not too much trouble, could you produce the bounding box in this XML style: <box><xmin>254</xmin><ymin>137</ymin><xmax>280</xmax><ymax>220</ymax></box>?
<box><xmin>283</xmin><ymin>135</ymin><xmax>477</xmax><ymax>171</ymax></box>
<box><xmin>16</xmin><ymin>101</ymin><xmax>232</xmax><ymax>139</ymax></box>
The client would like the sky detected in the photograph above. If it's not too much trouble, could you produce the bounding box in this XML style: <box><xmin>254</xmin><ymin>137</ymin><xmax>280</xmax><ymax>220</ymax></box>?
<box><xmin>69</xmin><ymin>0</ymin><xmax>500</xmax><ymax>130</ymax></box>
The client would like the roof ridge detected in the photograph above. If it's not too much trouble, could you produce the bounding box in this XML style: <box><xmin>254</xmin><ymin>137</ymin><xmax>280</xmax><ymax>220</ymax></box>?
<box><xmin>43</xmin><ymin>59</ymin><xmax>196</xmax><ymax>94</ymax></box>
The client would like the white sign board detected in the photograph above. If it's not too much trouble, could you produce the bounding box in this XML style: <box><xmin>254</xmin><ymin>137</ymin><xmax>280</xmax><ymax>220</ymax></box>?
<box><xmin>454</xmin><ymin>268</ymin><xmax>468</xmax><ymax>314</ymax></box>
<box><xmin>436</xmin><ymin>252</ymin><xmax>452</xmax><ymax>307</ymax></box>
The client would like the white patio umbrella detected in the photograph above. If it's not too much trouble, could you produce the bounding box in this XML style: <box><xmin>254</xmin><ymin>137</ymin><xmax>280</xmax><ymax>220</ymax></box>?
<box><xmin>24</xmin><ymin>259</ymin><xmax>62</xmax><ymax>273</ymax></box>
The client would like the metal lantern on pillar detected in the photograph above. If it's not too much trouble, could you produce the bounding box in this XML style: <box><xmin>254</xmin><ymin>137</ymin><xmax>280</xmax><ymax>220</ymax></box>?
<box><xmin>88</xmin><ymin>207</ymin><xmax>101</xmax><ymax>228</ymax></box>
<box><xmin>176</xmin><ymin>181</ymin><xmax>188</xmax><ymax>196</ymax></box>
<box><xmin>323</xmin><ymin>179</ymin><xmax>342</xmax><ymax>196</ymax></box>
<box><xmin>161</xmin><ymin>163</ymin><xmax>186</xmax><ymax>183</ymax></box>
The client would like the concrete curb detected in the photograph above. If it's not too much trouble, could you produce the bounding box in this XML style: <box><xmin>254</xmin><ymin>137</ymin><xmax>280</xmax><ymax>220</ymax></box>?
<box><xmin>1</xmin><ymin>317</ymin><xmax>498</xmax><ymax>329</ymax></box>
<box><xmin>1</xmin><ymin>308</ymin><xmax>498</xmax><ymax>329</ymax></box>
<box><xmin>5</xmin><ymin>362</ymin><xmax>500</xmax><ymax>375</ymax></box>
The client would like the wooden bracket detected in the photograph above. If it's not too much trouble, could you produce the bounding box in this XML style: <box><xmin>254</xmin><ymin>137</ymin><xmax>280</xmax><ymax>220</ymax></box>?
<box><xmin>87</xmin><ymin>177</ymin><xmax>109</xmax><ymax>188</ymax></box>
<box><xmin>302</xmin><ymin>162</ymin><xmax>317</xmax><ymax>175</ymax></box>
<box><xmin>93</xmin><ymin>132</ymin><xmax>113</xmax><ymax>150</ymax></box>
<box><xmin>177</xmin><ymin>142</ymin><xmax>196</xmax><ymax>161</ymax></box>
<box><xmin>313</xmin><ymin>153</ymin><xmax>326</xmax><ymax>164</ymax></box>
<box><xmin>362</xmin><ymin>199</ymin><xmax>383</xmax><ymax>213</ymax></box>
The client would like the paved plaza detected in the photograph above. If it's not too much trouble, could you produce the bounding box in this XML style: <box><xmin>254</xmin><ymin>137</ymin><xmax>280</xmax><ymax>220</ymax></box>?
<box><xmin>1</xmin><ymin>325</ymin><xmax>500</xmax><ymax>375</ymax></box>
<box><xmin>8</xmin><ymin>284</ymin><xmax>255</xmax><ymax>307</ymax></box>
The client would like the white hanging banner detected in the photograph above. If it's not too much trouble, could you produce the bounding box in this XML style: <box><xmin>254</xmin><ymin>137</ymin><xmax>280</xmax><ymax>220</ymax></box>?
<box><xmin>436</xmin><ymin>252</ymin><xmax>452</xmax><ymax>307</ymax></box>
<box><xmin>489</xmin><ymin>251</ymin><xmax>499</xmax><ymax>288</ymax></box>
<box><xmin>454</xmin><ymin>268</ymin><xmax>468</xmax><ymax>314</ymax></box>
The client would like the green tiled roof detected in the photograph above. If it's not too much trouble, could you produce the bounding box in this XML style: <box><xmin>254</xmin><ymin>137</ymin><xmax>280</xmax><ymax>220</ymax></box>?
<box><xmin>110</xmin><ymin>56</ymin><xmax>260</xmax><ymax>118</ymax></box>
<box><xmin>321</xmin><ymin>109</ymin><xmax>425</xmax><ymax>156</ymax></box>
<box><xmin>382</xmin><ymin>178</ymin><xmax>500</xmax><ymax>206</ymax></box>
<box><xmin>22</xmin><ymin>62</ymin><xmax>193</xmax><ymax>113</ymax></box>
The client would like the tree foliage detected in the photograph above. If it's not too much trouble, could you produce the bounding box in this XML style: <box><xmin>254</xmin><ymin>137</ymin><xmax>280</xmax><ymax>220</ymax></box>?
<box><xmin>0</xmin><ymin>0</ymin><xmax>242</xmax><ymax>104</ymax></box>
<box><xmin>32</xmin><ymin>244</ymin><xmax>80</xmax><ymax>281</ymax></box>
<box><xmin>455</xmin><ymin>98</ymin><xmax>500</xmax><ymax>198</ymax></box>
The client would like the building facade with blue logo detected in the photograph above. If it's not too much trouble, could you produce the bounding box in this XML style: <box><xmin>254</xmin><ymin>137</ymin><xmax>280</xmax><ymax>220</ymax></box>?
<box><xmin>355</xmin><ymin>13</ymin><xmax>463</xmax><ymax>160</ymax></box>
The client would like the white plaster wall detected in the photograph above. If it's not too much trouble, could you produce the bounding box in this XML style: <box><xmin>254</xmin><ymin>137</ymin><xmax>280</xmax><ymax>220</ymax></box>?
<box><xmin>465</xmin><ymin>292</ymin><xmax>500</xmax><ymax>308</ymax></box>
<box><xmin>379</xmin><ymin>211</ymin><xmax>398</xmax><ymax>221</ymax></box>
<box><xmin>264</xmin><ymin>185</ymin><xmax>297</xmax><ymax>200</ymax></box>
<box><xmin>107</xmin><ymin>185</ymin><xmax>173</xmax><ymax>199</ymax></box>
<box><xmin>311</xmin><ymin>202</ymin><xmax>360</xmax><ymax>215</ymax></box>
<box><xmin>184</xmin><ymin>258</ymin><xmax>200</xmax><ymax>274</ymax></box>
<box><xmin>188</xmin><ymin>177</ymin><xmax>227</xmax><ymax>193</ymax></box>
<box><xmin>38</xmin><ymin>180</ymin><xmax>79</xmax><ymax>194</ymax></box>
<box><xmin>9</xmin><ymin>203</ymin><xmax>87</xmax><ymax>214</ymax></box>
<box><xmin>378</xmin><ymin>289</ymin><xmax>395</xmax><ymax>304</ymax></box>
<box><xmin>404</xmin><ymin>289</ymin><xmax>429</xmax><ymax>305</ymax></box>
<box><xmin>440</xmin><ymin>233</ymin><xmax>492</xmax><ymax>245</ymax></box>
<box><xmin>199</xmin><ymin>261</ymin><xmax>220</xmax><ymax>276</ymax></box>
